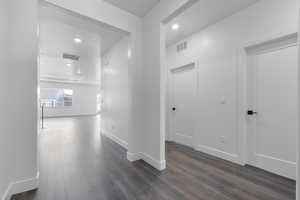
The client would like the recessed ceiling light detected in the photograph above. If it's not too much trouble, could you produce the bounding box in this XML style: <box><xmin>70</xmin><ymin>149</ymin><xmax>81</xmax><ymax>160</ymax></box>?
<box><xmin>74</xmin><ymin>37</ymin><xmax>82</xmax><ymax>43</ymax></box>
<box><xmin>172</xmin><ymin>24</ymin><xmax>180</xmax><ymax>30</ymax></box>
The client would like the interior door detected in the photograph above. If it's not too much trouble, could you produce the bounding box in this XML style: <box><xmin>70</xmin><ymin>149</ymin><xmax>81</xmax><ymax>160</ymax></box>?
<box><xmin>247</xmin><ymin>37</ymin><xmax>298</xmax><ymax>180</ymax></box>
<box><xmin>170</xmin><ymin>63</ymin><xmax>197</xmax><ymax>148</ymax></box>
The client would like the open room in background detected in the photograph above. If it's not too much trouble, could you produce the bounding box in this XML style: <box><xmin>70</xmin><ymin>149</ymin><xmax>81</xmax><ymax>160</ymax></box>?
<box><xmin>39</xmin><ymin>3</ymin><xmax>102</xmax><ymax>118</ymax></box>
<box><xmin>38</xmin><ymin>3</ymin><xmax>129</xmax><ymax>120</ymax></box>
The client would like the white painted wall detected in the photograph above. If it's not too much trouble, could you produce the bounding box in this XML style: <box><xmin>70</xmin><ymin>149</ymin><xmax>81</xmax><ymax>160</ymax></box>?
<box><xmin>0</xmin><ymin>0</ymin><xmax>39</xmax><ymax>199</ymax></box>
<box><xmin>166</xmin><ymin>0</ymin><xmax>299</xmax><ymax>164</ymax></box>
<box><xmin>102</xmin><ymin>37</ymin><xmax>130</xmax><ymax>148</ymax></box>
<box><xmin>41</xmin><ymin>81</ymin><xmax>100</xmax><ymax>118</ymax></box>
<box><xmin>141</xmin><ymin>0</ymin><xmax>194</xmax><ymax>170</ymax></box>
<box><xmin>0</xmin><ymin>0</ymin><xmax>9</xmax><ymax>197</ymax></box>
<box><xmin>298</xmin><ymin>1</ymin><xmax>300</xmax><ymax>198</ymax></box>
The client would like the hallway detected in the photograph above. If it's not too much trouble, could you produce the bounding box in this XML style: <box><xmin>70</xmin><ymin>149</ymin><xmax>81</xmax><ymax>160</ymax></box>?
<box><xmin>12</xmin><ymin>116</ymin><xmax>295</xmax><ymax>200</ymax></box>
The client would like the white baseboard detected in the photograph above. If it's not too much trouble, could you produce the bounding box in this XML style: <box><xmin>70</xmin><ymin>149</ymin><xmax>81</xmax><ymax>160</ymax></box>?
<box><xmin>127</xmin><ymin>152</ymin><xmax>142</xmax><ymax>162</ymax></box>
<box><xmin>2</xmin><ymin>172</ymin><xmax>39</xmax><ymax>200</ymax></box>
<box><xmin>196</xmin><ymin>144</ymin><xmax>241</xmax><ymax>165</ymax></box>
<box><xmin>45</xmin><ymin>113</ymin><xmax>99</xmax><ymax>119</ymax></box>
<box><xmin>102</xmin><ymin>131</ymin><xmax>128</xmax><ymax>150</ymax></box>
<box><xmin>173</xmin><ymin>133</ymin><xmax>193</xmax><ymax>148</ymax></box>
<box><xmin>101</xmin><ymin>132</ymin><xmax>166</xmax><ymax>171</ymax></box>
<box><xmin>254</xmin><ymin>154</ymin><xmax>296</xmax><ymax>180</ymax></box>
<box><xmin>127</xmin><ymin>152</ymin><xmax>166</xmax><ymax>171</ymax></box>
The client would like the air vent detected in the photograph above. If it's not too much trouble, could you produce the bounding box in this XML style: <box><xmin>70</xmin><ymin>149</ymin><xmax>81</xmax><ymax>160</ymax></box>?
<box><xmin>176</xmin><ymin>41</ymin><xmax>187</xmax><ymax>53</ymax></box>
<box><xmin>63</xmin><ymin>53</ymin><xmax>80</xmax><ymax>61</ymax></box>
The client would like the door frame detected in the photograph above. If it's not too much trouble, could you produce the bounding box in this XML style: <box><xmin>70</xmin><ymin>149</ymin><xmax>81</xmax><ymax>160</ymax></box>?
<box><xmin>237</xmin><ymin>32</ymin><xmax>299</xmax><ymax>167</ymax></box>
<box><xmin>167</xmin><ymin>61</ymin><xmax>198</xmax><ymax>149</ymax></box>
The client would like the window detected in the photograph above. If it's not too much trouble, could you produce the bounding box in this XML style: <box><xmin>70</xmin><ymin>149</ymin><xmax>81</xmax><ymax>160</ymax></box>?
<box><xmin>40</xmin><ymin>88</ymin><xmax>73</xmax><ymax>108</ymax></box>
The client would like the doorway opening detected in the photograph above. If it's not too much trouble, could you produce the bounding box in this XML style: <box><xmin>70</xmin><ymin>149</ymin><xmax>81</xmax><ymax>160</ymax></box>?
<box><xmin>32</xmin><ymin>2</ymin><xmax>133</xmax><ymax>199</ymax></box>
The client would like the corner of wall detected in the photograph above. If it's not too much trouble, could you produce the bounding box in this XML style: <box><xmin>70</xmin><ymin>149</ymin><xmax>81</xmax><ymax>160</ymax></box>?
<box><xmin>2</xmin><ymin>172</ymin><xmax>39</xmax><ymax>200</ymax></box>
<box><xmin>127</xmin><ymin>152</ymin><xmax>166</xmax><ymax>171</ymax></box>
<box><xmin>102</xmin><ymin>130</ymin><xmax>129</xmax><ymax>150</ymax></box>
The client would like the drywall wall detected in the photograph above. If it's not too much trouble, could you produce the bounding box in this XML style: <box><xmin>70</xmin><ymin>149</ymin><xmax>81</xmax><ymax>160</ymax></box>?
<box><xmin>40</xmin><ymin>81</ymin><xmax>100</xmax><ymax>118</ymax></box>
<box><xmin>298</xmin><ymin>1</ymin><xmax>300</xmax><ymax>198</ymax></box>
<box><xmin>166</xmin><ymin>0</ymin><xmax>299</xmax><ymax>163</ymax></box>
<box><xmin>141</xmin><ymin>0</ymin><xmax>194</xmax><ymax>170</ymax></box>
<box><xmin>0</xmin><ymin>0</ymin><xmax>9</xmax><ymax>197</ymax></box>
<box><xmin>101</xmin><ymin>37</ymin><xmax>130</xmax><ymax>148</ymax></box>
<box><xmin>0</xmin><ymin>0</ymin><xmax>39</xmax><ymax>199</ymax></box>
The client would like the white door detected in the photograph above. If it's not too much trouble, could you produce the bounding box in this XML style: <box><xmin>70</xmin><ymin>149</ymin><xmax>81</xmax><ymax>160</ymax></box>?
<box><xmin>247</xmin><ymin>37</ymin><xmax>298</xmax><ymax>180</ymax></box>
<box><xmin>170</xmin><ymin>63</ymin><xmax>197</xmax><ymax>148</ymax></box>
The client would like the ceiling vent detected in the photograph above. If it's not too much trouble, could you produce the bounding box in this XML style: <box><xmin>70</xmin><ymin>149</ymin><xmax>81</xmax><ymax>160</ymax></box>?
<box><xmin>176</xmin><ymin>41</ymin><xmax>187</xmax><ymax>53</ymax></box>
<box><xmin>62</xmin><ymin>53</ymin><xmax>80</xmax><ymax>61</ymax></box>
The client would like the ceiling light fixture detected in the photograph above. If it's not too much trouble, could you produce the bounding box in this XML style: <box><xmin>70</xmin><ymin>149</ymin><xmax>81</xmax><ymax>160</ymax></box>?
<box><xmin>172</xmin><ymin>23</ymin><xmax>180</xmax><ymax>30</ymax></box>
<box><xmin>66</xmin><ymin>63</ymin><xmax>72</xmax><ymax>67</ymax></box>
<box><xmin>74</xmin><ymin>37</ymin><xmax>82</xmax><ymax>43</ymax></box>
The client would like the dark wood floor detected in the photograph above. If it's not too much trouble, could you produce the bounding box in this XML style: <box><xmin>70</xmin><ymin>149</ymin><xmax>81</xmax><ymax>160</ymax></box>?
<box><xmin>12</xmin><ymin>116</ymin><xmax>296</xmax><ymax>200</ymax></box>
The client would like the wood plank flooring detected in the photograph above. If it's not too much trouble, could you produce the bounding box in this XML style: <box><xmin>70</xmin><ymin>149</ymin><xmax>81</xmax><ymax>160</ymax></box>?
<box><xmin>12</xmin><ymin>116</ymin><xmax>296</xmax><ymax>200</ymax></box>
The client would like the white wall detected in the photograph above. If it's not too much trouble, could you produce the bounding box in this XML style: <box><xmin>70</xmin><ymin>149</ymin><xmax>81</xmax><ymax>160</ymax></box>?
<box><xmin>0</xmin><ymin>0</ymin><xmax>39</xmax><ymax>199</ymax></box>
<box><xmin>166</xmin><ymin>0</ymin><xmax>299</xmax><ymax>163</ymax></box>
<box><xmin>102</xmin><ymin>37</ymin><xmax>130</xmax><ymax>148</ymax></box>
<box><xmin>141</xmin><ymin>0</ymin><xmax>194</xmax><ymax>170</ymax></box>
<box><xmin>298</xmin><ymin>1</ymin><xmax>300</xmax><ymax>198</ymax></box>
<box><xmin>41</xmin><ymin>81</ymin><xmax>100</xmax><ymax>117</ymax></box>
<box><xmin>0</xmin><ymin>0</ymin><xmax>9</xmax><ymax>197</ymax></box>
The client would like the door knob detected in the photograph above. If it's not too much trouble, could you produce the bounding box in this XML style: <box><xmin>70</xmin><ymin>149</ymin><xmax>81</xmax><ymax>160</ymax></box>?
<box><xmin>247</xmin><ymin>110</ymin><xmax>257</xmax><ymax>115</ymax></box>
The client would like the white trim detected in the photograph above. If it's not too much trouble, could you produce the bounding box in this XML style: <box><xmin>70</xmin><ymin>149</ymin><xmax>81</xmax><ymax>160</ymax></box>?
<box><xmin>173</xmin><ymin>133</ymin><xmax>193</xmax><ymax>148</ymax></box>
<box><xmin>2</xmin><ymin>173</ymin><xmax>39</xmax><ymax>200</ymax></box>
<box><xmin>170</xmin><ymin>62</ymin><xmax>195</xmax><ymax>73</ymax></box>
<box><xmin>100</xmin><ymin>126</ymin><xmax>166</xmax><ymax>172</ymax></box>
<box><xmin>196</xmin><ymin>144</ymin><xmax>242</xmax><ymax>165</ymax></box>
<box><xmin>127</xmin><ymin>152</ymin><xmax>142</xmax><ymax>162</ymax></box>
<box><xmin>255</xmin><ymin>154</ymin><xmax>296</xmax><ymax>180</ymax></box>
<box><xmin>45</xmin><ymin>113</ymin><xmax>100</xmax><ymax>119</ymax></box>
<box><xmin>102</xmin><ymin>131</ymin><xmax>128</xmax><ymax>150</ymax></box>
<box><xmin>127</xmin><ymin>152</ymin><xmax>166</xmax><ymax>171</ymax></box>
<box><xmin>40</xmin><ymin>77</ymin><xmax>101</xmax><ymax>86</ymax></box>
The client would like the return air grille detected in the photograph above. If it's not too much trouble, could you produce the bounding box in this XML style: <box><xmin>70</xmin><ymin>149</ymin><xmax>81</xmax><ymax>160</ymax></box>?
<box><xmin>176</xmin><ymin>41</ymin><xmax>187</xmax><ymax>52</ymax></box>
<box><xmin>62</xmin><ymin>53</ymin><xmax>80</xmax><ymax>61</ymax></box>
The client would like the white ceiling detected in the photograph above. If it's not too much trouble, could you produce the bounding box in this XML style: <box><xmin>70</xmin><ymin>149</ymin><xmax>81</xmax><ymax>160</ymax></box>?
<box><xmin>165</xmin><ymin>0</ymin><xmax>260</xmax><ymax>46</ymax></box>
<box><xmin>39</xmin><ymin>4</ymin><xmax>128</xmax><ymax>83</ymax></box>
<box><xmin>40</xmin><ymin>4</ymin><xmax>127</xmax><ymax>54</ymax></box>
<box><xmin>103</xmin><ymin>0</ymin><xmax>160</xmax><ymax>17</ymax></box>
